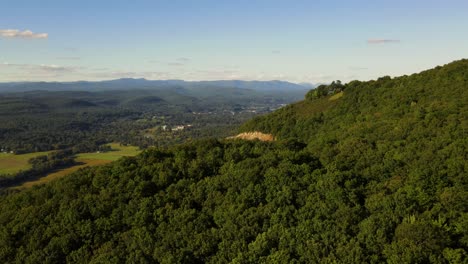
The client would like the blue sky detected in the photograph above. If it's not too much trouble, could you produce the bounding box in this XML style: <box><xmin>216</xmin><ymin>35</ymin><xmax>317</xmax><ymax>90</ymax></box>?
<box><xmin>1</xmin><ymin>0</ymin><xmax>468</xmax><ymax>83</ymax></box>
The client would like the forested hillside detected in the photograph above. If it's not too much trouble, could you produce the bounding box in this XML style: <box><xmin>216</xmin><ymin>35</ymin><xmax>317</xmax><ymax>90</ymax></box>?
<box><xmin>0</xmin><ymin>60</ymin><xmax>467</xmax><ymax>263</ymax></box>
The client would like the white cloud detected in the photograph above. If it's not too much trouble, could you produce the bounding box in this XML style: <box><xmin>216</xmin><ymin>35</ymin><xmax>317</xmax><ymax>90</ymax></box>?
<box><xmin>38</xmin><ymin>64</ymin><xmax>75</xmax><ymax>72</ymax></box>
<box><xmin>349</xmin><ymin>66</ymin><xmax>368</xmax><ymax>71</ymax></box>
<box><xmin>367</xmin><ymin>39</ymin><xmax>400</xmax><ymax>44</ymax></box>
<box><xmin>0</xmin><ymin>62</ymin><xmax>81</xmax><ymax>81</ymax></box>
<box><xmin>0</xmin><ymin>29</ymin><xmax>48</xmax><ymax>39</ymax></box>
<box><xmin>88</xmin><ymin>70</ymin><xmax>170</xmax><ymax>80</ymax></box>
<box><xmin>167</xmin><ymin>62</ymin><xmax>185</xmax><ymax>67</ymax></box>
<box><xmin>56</xmin><ymin>57</ymin><xmax>81</xmax><ymax>60</ymax></box>
<box><xmin>176</xmin><ymin>57</ymin><xmax>191</xmax><ymax>62</ymax></box>
<box><xmin>166</xmin><ymin>58</ymin><xmax>191</xmax><ymax>66</ymax></box>
<box><xmin>1</xmin><ymin>62</ymin><xmax>76</xmax><ymax>72</ymax></box>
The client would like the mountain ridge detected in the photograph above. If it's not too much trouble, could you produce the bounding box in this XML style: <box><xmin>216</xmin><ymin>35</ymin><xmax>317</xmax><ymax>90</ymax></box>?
<box><xmin>0</xmin><ymin>79</ymin><xmax>313</xmax><ymax>93</ymax></box>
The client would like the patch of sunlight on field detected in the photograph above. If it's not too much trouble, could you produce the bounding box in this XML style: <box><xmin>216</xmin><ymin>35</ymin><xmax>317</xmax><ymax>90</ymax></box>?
<box><xmin>12</xmin><ymin>143</ymin><xmax>141</xmax><ymax>189</ymax></box>
<box><xmin>76</xmin><ymin>143</ymin><xmax>140</xmax><ymax>161</ymax></box>
<box><xmin>0</xmin><ymin>151</ymin><xmax>52</xmax><ymax>175</ymax></box>
<box><xmin>15</xmin><ymin>159</ymin><xmax>111</xmax><ymax>189</ymax></box>
<box><xmin>329</xmin><ymin>91</ymin><xmax>344</xmax><ymax>101</ymax></box>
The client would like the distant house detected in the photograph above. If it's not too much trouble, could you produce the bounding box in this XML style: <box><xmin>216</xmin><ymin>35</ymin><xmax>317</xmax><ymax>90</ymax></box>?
<box><xmin>172</xmin><ymin>125</ymin><xmax>185</xmax><ymax>131</ymax></box>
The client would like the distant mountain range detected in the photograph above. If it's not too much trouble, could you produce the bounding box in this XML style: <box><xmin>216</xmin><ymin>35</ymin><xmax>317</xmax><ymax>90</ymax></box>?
<box><xmin>0</xmin><ymin>79</ymin><xmax>315</xmax><ymax>93</ymax></box>
<box><xmin>0</xmin><ymin>78</ymin><xmax>313</xmax><ymax>116</ymax></box>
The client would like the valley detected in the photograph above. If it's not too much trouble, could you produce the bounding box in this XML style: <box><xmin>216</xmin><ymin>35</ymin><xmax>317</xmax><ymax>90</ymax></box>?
<box><xmin>0</xmin><ymin>81</ymin><xmax>308</xmax><ymax>190</ymax></box>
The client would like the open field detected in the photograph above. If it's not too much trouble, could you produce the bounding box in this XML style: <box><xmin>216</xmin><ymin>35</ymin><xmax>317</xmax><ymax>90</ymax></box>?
<box><xmin>0</xmin><ymin>151</ymin><xmax>52</xmax><ymax>175</ymax></box>
<box><xmin>12</xmin><ymin>143</ymin><xmax>141</xmax><ymax>189</ymax></box>
<box><xmin>76</xmin><ymin>143</ymin><xmax>140</xmax><ymax>161</ymax></box>
<box><xmin>15</xmin><ymin>159</ymin><xmax>110</xmax><ymax>189</ymax></box>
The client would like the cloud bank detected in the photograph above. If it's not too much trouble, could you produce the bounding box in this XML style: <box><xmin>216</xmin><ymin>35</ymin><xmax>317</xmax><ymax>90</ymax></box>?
<box><xmin>1</xmin><ymin>62</ymin><xmax>75</xmax><ymax>72</ymax></box>
<box><xmin>0</xmin><ymin>29</ymin><xmax>48</xmax><ymax>39</ymax></box>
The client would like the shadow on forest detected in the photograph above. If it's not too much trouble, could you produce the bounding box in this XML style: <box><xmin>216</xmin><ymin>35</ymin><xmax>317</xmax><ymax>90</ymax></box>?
<box><xmin>0</xmin><ymin>161</ymin><xmax>87</xmax><ymax>192</ymax></box>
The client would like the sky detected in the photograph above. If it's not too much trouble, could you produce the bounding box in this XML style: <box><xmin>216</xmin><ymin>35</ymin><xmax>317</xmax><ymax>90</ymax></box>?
<box><xmin>1</xmin><ymin>0</ymin><xmax>468</xmax><ymax>83</ymax></box>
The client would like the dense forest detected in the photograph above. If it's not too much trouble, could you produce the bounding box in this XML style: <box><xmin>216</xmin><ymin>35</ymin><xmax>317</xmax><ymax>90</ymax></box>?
<box><xmin>0</xmin><ymin>60</ymin><xmax>467</xmax><ymax>263</ymax></box>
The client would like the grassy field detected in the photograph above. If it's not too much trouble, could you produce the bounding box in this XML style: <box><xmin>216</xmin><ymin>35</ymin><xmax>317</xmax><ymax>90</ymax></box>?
<box><xmin>13</xmin><ymin>143</ymin><xmax>140</xmax><ymax>189</ymax></box>
<box><xmin>76</xmin><ymin>143</ymin><xmax>140</xmax><ymax>161</ymax></box>
<box><xmin>0</xmin><ymin>151</ymin><xmax>52</xmax><ymax>175</ymax></box>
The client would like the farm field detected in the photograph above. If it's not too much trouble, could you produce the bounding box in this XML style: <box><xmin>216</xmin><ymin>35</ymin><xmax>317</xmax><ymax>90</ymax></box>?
<box><xmin>0</xmin><ymin>151</ymin><xmax>52</xmax><ymax>175</ymax></box>
<box><xmin>76</xmin><ymin>143</ymin><xmax>140</xmax><ymax>161</ymax></box>
<box><xmin>13</xmin><ymin>143</ymin><xmax>141</xmax><ymax>189</ymax></box>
